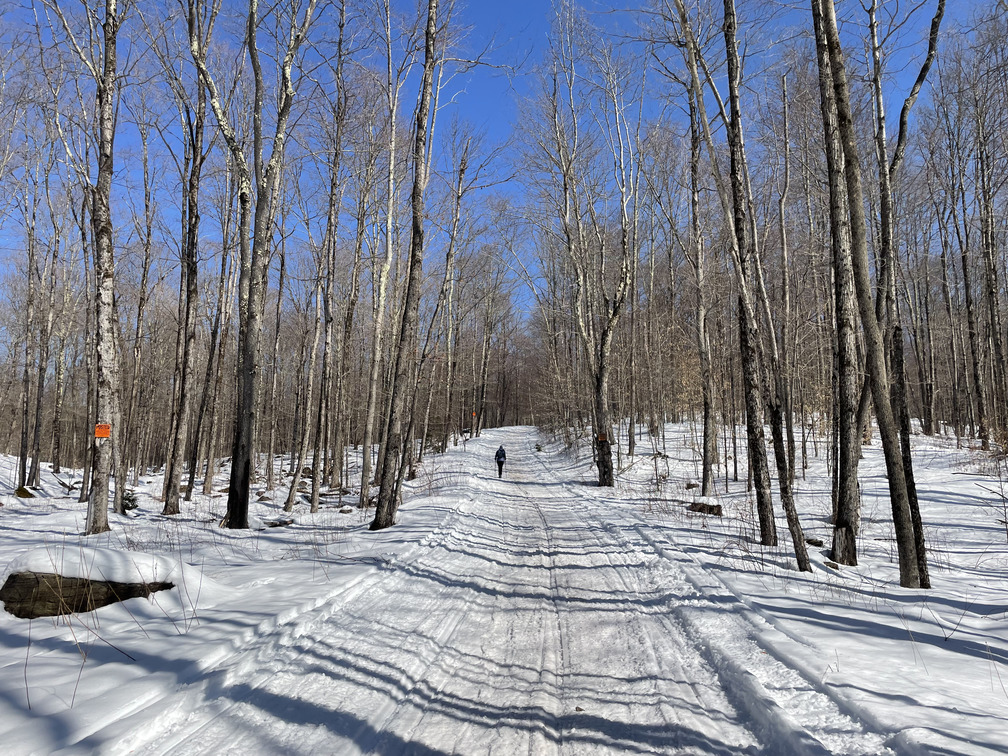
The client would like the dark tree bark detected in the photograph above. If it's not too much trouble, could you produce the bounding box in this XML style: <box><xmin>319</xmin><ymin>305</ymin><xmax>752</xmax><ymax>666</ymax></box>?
<box><xmin>815</xmin><ymin>0</ymin><xmax>922</xmax><ymax>587</ymax></box>
<box><xmin>811</xmin><ymin>0</ymin><xmax>860</xmax><ymax>566</ymax></box>
<box><xmin>163</xmin><ymin>79</ymin><xmax>207</xmax><ymax>516</ymax></box>
<box><xmin>722</xmin><ymin>0</ymin><xmax>776</xmax><ymax>547</ymax></box>
<box><xmin>372</xmin><ymin>0</ymin><xmax>438</xmax><ymax>531</ymax></box>
<box><xmin>893</xmin><ymin>325</ymin><xmax>930</xmax><ymax>587</ymax></box>
<box><xmin>864</xmin><ymin>0</ymin><xmax>942</xmax><ymax>581</ymax></box>
<box><xmin>189</xmin><ymin>0</ymin><xmax>318</xmax><ymax>528</ymax></box>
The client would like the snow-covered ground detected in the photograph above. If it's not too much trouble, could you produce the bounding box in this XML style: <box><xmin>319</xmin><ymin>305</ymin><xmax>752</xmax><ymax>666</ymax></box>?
<box><xmin>0</xmin><ymin>425</ymin><xmax>1005</xmax><ymax>755</ymax></box>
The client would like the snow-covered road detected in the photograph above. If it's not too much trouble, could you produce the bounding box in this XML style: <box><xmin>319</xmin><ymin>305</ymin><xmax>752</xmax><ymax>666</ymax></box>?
<box><xmin>10</xmin><ymin>426</ymin><xmax>996</xmax><ymax>755</ymax></box>
<box><xmin>119</xmin><ymin>434</ymin><xmax>761</xmax><ymax>754</ymax></box>
<box><xmin>70</xmin><ymin>428</ymin><xmax>893</xmax><ymax>756</ymax></box>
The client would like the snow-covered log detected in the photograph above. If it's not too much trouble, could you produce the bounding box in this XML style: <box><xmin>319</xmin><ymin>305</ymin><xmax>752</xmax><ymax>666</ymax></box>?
<box><xmin>0</xmin><ymin>571</ymin><xmax>173</xmax><ymax>619</ymax></box>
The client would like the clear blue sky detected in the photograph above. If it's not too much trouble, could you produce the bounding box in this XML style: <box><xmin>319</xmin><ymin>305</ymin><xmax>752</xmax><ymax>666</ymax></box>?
<box><xmin>453</xmin><ymin>1</ymin><xmax>553</xmax><ymax>145</ymax></box>
<box><xmin>446</xmin><ymin>0</ymin><xmax>977</xmax><ymax>151</ymax></box>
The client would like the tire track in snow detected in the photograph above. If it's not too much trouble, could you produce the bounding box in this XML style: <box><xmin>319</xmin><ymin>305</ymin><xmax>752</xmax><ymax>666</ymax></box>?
<box><xmin>526</xmin><ymin>483</ymin><xmax>566</xmax><ymax>756</ymax></box>
<box><xmin>77</xmin><ymin>428</ymin><xmax>881</xmax><ymax>755</ymax></box>
<box><xmin>502</xmin><ymin>437</ymin><xmax>760</xmax><ymax>755</ymax></box>
<box><xmin>556</xmin><ymin>499</ymin><xmax>757</xmax><ymax>752</ymax></box>
<box><xmin>550</xmin><ymin>461</ymin><xmax>893</xmax><ymax>756</ymax></box>
<box><xmin>125</xmin><ymin>483</ymin><xmax>568</xmax><ymax>755</ymax></box>
<box><xmin>374</xmin><ymin>477</ymin><xmax>566</xmax><ymax>755</ymax></box>
<box><xmin>627</xmin><ymin>522</ymin><xmax>893</xmax><ymax>756</ymax></box>
<box><xmin>89</xmin><ymin>503</ymin><xmax>471</xmax><ymax>756</ymax></box>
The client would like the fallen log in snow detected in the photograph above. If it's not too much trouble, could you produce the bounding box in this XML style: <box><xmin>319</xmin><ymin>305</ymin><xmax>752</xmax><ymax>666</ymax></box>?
<box><xmin>687</xmin><ymin>501</ymin><xmax>723</xmax><ymax>517</ymax></box>
<box><xmin>0</xmin><ymin>571</ymin><xmax>173</xmax><ymax>619</ymax></box>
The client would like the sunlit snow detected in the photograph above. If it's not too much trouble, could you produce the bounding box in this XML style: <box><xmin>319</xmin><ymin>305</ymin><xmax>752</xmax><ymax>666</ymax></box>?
<box><xmin>0</xmin><ymin>426</ymin><xmax>1005</xmax><ymax>754</ymax></box>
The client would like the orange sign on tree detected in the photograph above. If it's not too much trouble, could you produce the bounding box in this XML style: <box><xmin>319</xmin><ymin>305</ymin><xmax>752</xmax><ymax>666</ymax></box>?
<box><xmin>95</xmin><ymin>424</ymin><xmax>111</xmax><ymax>439</ymax></box>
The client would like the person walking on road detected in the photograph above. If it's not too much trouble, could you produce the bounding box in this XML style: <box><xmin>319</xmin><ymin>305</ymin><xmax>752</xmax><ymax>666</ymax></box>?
<box><xmin>495</xmin><ymin>445</ymin><xmax>506</xmax><ymax>478</ymax></box>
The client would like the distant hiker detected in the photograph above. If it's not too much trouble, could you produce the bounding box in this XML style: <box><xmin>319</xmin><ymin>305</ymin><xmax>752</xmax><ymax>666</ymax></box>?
<box><xmin>495</xmin><ymin>445</ymin><xmax>506</xmax><ymax>478</ymax></box>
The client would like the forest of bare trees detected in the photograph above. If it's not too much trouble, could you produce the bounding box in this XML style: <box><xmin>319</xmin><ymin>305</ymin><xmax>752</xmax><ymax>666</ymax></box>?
<box><xmin>0</xmin><ymin>0</ymin><xmax>1002</xmax><ymax>588</ymax></box>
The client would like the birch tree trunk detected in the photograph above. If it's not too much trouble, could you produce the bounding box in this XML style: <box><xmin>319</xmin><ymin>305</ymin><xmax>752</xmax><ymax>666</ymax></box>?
<box><xmin>88</xmin><ymin>0</ymin><xmax>122</xmax><ymax>532</ymax></box>
<box><xmin>360</xmin><ymin>0</ymin><xmax>408</xmax><ymax>508</ymax></box>
<box><xmin>690</xmin><ymin>96</ymin><xmax>717</xmax><ymax>497</ymax></box>
<box><xmin>777</xmin><ymin>75</ymin><xmax>796</xmax><ymax>484</ymax></box>
<box><xmin>47</xmin><ymin>0</ymin><xmax>126</xmax><ymax>534</ymax></box>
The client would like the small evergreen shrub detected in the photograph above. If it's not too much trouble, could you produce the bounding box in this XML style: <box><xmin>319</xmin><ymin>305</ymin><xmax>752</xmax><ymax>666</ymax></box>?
<box><xmin>123</xmin><ymin>490</ymin><xmax>139</xmax><ymax>511</ymax></box>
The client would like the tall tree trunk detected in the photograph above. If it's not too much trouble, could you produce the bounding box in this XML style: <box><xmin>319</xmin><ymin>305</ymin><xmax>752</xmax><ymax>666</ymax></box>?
<box><xmin>164</xmin><ymin>85</ymin><xmax>206</xmax><ymax>516</ymax></box>
<box><xmin>28</xmin><ymin>177</ymin><xmax>62</xmax><ymax>489</ymax></box>
<box><xmin>893</xmin><ymin>325</ymin><xmax>931</xmax><ymax>587</ymax></box>
<box><xmin>812</xmin><ymin>0</ymin><xmax>860</xmax><ymax>565</ymax></box>
<box><xmin>934</xmin><ymin>199</ymin><xmax>963</xmax><ymax>442</ymax></box>
<box><xmin>360</xmin><ymin>1</ymin><xmax>402</xmax><ymax>508</ymax></box>
<box><xmin>815</xmin><ymin>0</ymin><xmax>921</xmax><ymax>587</ymax></box>
<box><xmin>778</xmin><ymin>74</ymin><xmax>796</xmax><ymax>483</ymax></box>
<box><xmin>722</xmin><ymin>0</ymin><xmax>776</xmax><ymax>546</ymax></box>
<box><xmin>125</xmin><ymin>112</ymin><xmax>155</xmax><ymax>487</ymax></box>
<box><xmin>18</xmin><ymin>199</ymin><xmax>37</xmax><ymax>490</ymax></box>
<box><xmin>82</xmin><ymin>0</ymin><xmax>122</xmax><ymax>535</ymax></box>
<box><xmin>687</xmin><ymin>87</ymin><xmax>716</xmax><ymax>496</ymax></box>
<box><xmin>672</xmin><ymin>0</ymin><xmax>775</xmax><ymax>542</ymax></box>
<box><xmin>161</xmin><ymin>266</ymin><xmax>187</xmax><ymax>502</ymax></box>
<box><xmin>285</xmin><ymin>279</ymin><xmax>325</xmax><ymax>512</ymax></box>
<box><xmin>976</xmin><ymin>113</ymin><xmax>1007</xmax><ymax>434</ymax></box>
<box><xmin>189</xmin><ymin>0</ymin><xmax>318</xmax><ymax>528</ymax></box>
<box><xmin>311</xmin><ymin>16</ymin><xmax>348</xmax><ymax>510</ymax></box>
<box><xmin>372</xmin><ymin>0</ymin><xmax>439</xmax><ymax>531</ymax></box>
<box><xmin>77</xmin><ymin>190</ymin><xmax>94</xmax><ymax>505</ymax></box>
<box><xmin>265</xmin><ymin>222</ymin><xmax>287</xmax><ymax>492</ymax></box>
<box><xmin>865</xmin><ymin>0</ymin><xmax>941</xmax><ymax>584</ymax></box>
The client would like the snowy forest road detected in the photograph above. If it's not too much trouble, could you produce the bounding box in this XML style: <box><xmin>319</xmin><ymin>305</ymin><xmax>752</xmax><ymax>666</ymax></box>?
<box><xmin>97</xmin><ymin>428</ymin><xmax>883</xmax><ymax>755</ymax></box>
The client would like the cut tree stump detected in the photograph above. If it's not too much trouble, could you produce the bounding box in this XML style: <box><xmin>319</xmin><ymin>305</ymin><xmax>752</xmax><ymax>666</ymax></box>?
<box><xmin>0</xmin><ymin>572</ymin><xmax>174</xmax><ymax>619</ymax></box>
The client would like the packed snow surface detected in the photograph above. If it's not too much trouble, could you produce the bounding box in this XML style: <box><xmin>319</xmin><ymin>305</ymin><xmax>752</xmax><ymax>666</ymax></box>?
<box><xmin>0</xmin><ymin>425</ymin><xmax>1006</xmax><ymax>754</ymax></box>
